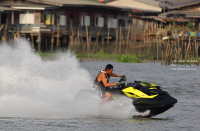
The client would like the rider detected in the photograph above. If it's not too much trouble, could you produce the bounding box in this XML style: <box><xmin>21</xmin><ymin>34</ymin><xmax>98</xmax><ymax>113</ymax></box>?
<box><xmin>93</xmin><ymin>64</ymin><xmax>126</xmax><ymax>104</ymax></box>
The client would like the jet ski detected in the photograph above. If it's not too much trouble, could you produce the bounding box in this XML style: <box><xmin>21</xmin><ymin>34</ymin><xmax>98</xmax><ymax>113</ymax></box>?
<box><xmin>106</xmin><ymin>77</ymin><xmax>178</xmax><ymax>117</ymax></box>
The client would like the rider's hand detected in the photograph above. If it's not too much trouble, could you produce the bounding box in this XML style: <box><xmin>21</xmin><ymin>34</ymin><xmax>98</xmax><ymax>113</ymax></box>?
<box><xmin>117</xmin><ymin>81</ymin><xmax>125</xmax><ymax>87</ymax></box>
<box><xmin>120</xmin><ymin>75</ymin><xmax>127</xmax><ymax>81</ymax></box>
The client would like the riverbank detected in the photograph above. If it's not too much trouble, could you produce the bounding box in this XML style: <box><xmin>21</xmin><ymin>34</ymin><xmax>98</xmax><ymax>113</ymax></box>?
<box><xmin>39</xmin><ymin>52</ymin><xmax>146</xmax><ymax>63</ymax></box>
<box><xmin>39</xmin><ymin>52</ymin><xmax>200</xmax><ymax>65</ymax></box>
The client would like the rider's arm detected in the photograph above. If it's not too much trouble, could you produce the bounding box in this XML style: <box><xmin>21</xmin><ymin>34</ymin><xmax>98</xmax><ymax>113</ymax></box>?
<box><xmin>110</xmin><ymin>73</ymin><xmax>120</xmax><ymax>77</ymax></box>
<box><xmin>101</xmin><ymin>73</ymin><xmax>117</xmax><ymax>87</ymax></box>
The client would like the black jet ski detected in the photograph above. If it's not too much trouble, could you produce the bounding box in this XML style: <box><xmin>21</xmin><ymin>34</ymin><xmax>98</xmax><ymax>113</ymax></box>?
<box><xmin>106</xmin><ymin>77</ymin><xmax>178</xmax><ymax>117</ymax></box>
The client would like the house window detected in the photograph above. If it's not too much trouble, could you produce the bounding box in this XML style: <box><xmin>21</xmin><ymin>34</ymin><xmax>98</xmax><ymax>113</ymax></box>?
<box><xmin>56</xmin><ymin>11</ymin><xmax>66</xmax><ymax>26</ymax></box>
<box><xmin>95</xmin><ymin>14</ymin><xmax>101</xmax><ymax>27</ymax></box>
<box><xmin>107</xmin><ymin>15</ymin><xmax>117</xmax><ymax>28</ymax></box>
<box><xmin>81</xmin><ymin>12</ymin><xmax>90</xmax><ymax>26</ymax></box>
<box><xmin>95</xmin><ymin>14</ymin><xmax>104</xmax><ymax>27</ymax></box>
<box><xmin>19</xmin><ymin>11</ymin><xmax>35</xmax><ymax>24</ymax></box>
<box><xmin>43</xmin><ymin>11</ymin><xmax>54</xmax><ymax>25</ymax></box>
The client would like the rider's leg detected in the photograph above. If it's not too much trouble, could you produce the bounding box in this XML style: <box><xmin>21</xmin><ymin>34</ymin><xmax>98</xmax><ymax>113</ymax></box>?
<box><xmin>100</xmin><ymin>92</ymin><xmax>112</xmax><ymax>104</ymax></box>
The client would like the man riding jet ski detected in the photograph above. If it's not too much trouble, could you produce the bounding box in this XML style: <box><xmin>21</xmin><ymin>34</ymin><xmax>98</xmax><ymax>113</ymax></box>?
<box><xmin>93</xmin><ymin>64</ymin><xmax>177</xmax><ymax>117</ymax></box>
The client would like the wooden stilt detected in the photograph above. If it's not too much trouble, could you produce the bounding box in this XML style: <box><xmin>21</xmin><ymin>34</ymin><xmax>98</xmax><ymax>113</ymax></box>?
<box><xmin>31</xmin><ymin>33</ymin><xmax>34</xmax><ymax>49</ymax></box>
<box><xmin>2</xmin><ymin>19</ymin><xmax>8</xmax><ymax>42</ymax></box>
<box><xmin>38</xmin><ymin>33</ymin><xmax>41</xmax><ymax>53</ymax></box>
<box><xmin>51</xmin><ymin>35</ymin><xmax>54</xmax><ymax>53</ymax></box>
<box><xmin>57</xmin><ymin>19</ymin><xmax>60</xmax><ymax>51</ymax></box>
<box><xmin>92</xmin><ymin>27</ymin><xmax>102</xmax><ymax>54</ymax></box>
<box><xmin>86</xmin><ymin>25</ymin><xmax>89</xmax><ymax>58</ymax></box>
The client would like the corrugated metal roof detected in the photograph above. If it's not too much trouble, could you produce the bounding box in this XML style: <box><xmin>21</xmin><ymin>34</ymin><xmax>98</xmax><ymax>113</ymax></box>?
<box><xmin>106</xmin><ymin>0</ymin><xmax>162</xmax><ymax>12</ymax></box>
<box><xmin>129</xmin><ymin>14</ymin><xmax>196</xmax><ymax>23</ymax></box>
<box><xmin>159</xmin><ymin>10</ymin><xmax>200</xmax><ymax>17</ymax></box>
<box><xmin>27</xmin><ymin>0</ymin><xmax>114</xmax><ymax>7</ymax></box>
<box><xmin>26</xmin><ymin>0</ymin><xmax>131</xmax><ymax>10</ymax></box>
<box><xmin>134</xmin><ymin>0</ymin><xmax>160</xmax><ymax>8</ymax></box>
<box><xmin>165</xmin><ymin>0</ymin><xmax>200</xmax><ymax>9</ymax></box>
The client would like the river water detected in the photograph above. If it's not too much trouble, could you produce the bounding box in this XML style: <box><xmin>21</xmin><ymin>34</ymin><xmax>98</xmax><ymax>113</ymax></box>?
<box><xmin>0</xmin><ymin>39</ymin><xmax>199</xmax><ymax>131</ymax></box>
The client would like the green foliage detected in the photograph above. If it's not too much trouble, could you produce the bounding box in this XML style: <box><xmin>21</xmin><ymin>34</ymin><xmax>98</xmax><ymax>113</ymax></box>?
<box><xmin>37</xmin><ymin>52</ymin><xmax>55</xmax><ymax>57</ymax></box>
<box><xmin>186</xmin><ymin>22</ymin><xmax>194</xmax><ymax>31</ymax></box>
<box><xmin>76</xmin><ymin>53</ymin><xmax>118</xmax><ymax>59</ymax></box>
<box><xmin>115</xmin><ymin>54</ymin><xmax>141</xmax><ymax>63</ymax></box>
<box><xmin>75</xmin><ymin>54</ymin><xmax>87</xmax><ymax>58</ymax></box>
<box><xmin>168</xmin><ymin>20</ymin><xmax>181</xmax><ymax>31</ymax></box>
<box><xmin>169</xmin><ymin>19</ymin><xmax>174</xmax><ymax>25</ymax></box>
<box><xmin>176</xmin><ymin>26</ymin><xmax>181</xmax><ymax>31</ymax></box>
<box><xmin>97</xmin><ymin>49</ymin><xmax>104</xmax><ymax>55</ymax></box>
<box><xmin>168</xmin><ymin>25</ymin><xmax>175</xmax><ymax>32</ymax></box>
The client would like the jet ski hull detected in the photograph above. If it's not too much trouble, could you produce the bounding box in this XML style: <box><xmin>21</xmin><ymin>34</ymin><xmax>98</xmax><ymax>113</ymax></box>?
<box><xmin>133</xmin><ymin>94</ymin><xmax>177</xmax><ymax>117</ymax></box>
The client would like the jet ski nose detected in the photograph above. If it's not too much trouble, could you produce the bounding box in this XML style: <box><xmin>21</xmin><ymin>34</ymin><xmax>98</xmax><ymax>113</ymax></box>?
<box><xmin>168</xmin><ymin>96</ymin><xmax>178</xmax><ymax>106</ymax></box>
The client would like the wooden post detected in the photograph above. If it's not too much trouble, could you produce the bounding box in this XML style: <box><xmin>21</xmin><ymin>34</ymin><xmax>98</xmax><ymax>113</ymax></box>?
<box><xmin>197</xmin><ymin>42</ymin><xmax>199</xmax><ymax>59</ymax></box>
<box><xmin>86</xmin><ymin>25</ymin><xmax>89</xmax><ymax>58</ymax></box>
<box><xmin>119</xmin><ymin>25</ymin><xmax>122</xmax><ymax>53</ymax></box>
<box><xmin>107</xmin><ymin>25</ymin><xmax>110</xmax><ymax>45</ymax></box>
<box><xmin>178</xmin><ymin>38</ymin><xmax>180</xmax><ymax>60</ymax></box>
<box><xmin>170</xmin><ymin>41</ymin><xmax>173</xmax><ymax>61</ymax></box>
<box><xmin>92</xmin><ymin>27</ymin><xmax>102</xmax><ymax>54</ymax></box>
<box><xmin>186</xmin><ymin>36</ymin><xmax>191</xmax><ymax>59</ymax></box>
<box><xmin>2</xmin><ymin>19</ymin><xmax>8</xmax><ymax>42</ymax></box>
<box><xmin>30</xmin><ymin>24</ymin><xmax>34</xmax><ymax>49</ymax></box>
<box><xmin>17</xmin><ymin>25</ymin><xmax>20</xmax><ymax>38</ymax></box>
<box><xmin>71</xmin><ymin>28</ymin><xmax>74</xmax><ymax>46</ymax></box>
<box><xmin>126</xmin><ymin>24</ymin><xmax>131</xmax><ymax>54</ymax></box>
<box><xmin>77</xmin><ymin>27</ymin><xmax>80</xmax><ymax>45</ymax></box>
<box><xmin>102</xmin><ymin>37</ymin><xmax>104</xmax><ymax>47</ymax></box>
<box><xmin>182</xmin><ymin>26</ymin><xmax>184</xmax><ymax>59</ymax></box>
<box><xmin>138</xmin><ymin>42</ymin><xmax>141</xmax><ymax>57</ymax></box>
<box><xmin>57</xmin><ymin>19</ymin><xmax>60</xmax><ymax>51</ymax></box>
<box><xmin>38</xmin><ymin>33</ymin><xmax>41</xmax><ymax>53</ymax></box>
<box><xmin>157</xmin><ymin>34</ymin><xmax>159</xmax><ymax>61</ymax></box>
<box><xmin>184</xmin><ymin>42</ymin><xmax>186</xmax><ymax>60</ymax></box>
<box><xmin>116</xmin><ymin>28</ymin><xmax>118</xmax><ymax>46</ymax></box>
<box><xmin>196</xmin><ymin>41</ymin><xmax>198</xmax><ymax>59</ymax></box>
<box><xmin>165</xmin><ymin>39</ymin><xmax>170</xmax><ymax>61</ymax></box>
<box><xmin>51</xmin><ymin>35</ymin><xmax>54</xmax><ymax>52</ymax></box>
<box><xmin>115</xmin><ymin>28</ymin><xmax>118</xmax><ymax>54</ymax></box>
<box><xmin>31</xmin><ymin>33</ymin><xmax>34</xmax><ymax>49</ymax></box>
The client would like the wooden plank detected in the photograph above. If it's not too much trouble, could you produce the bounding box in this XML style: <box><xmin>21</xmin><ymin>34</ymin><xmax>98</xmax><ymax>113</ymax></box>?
<box><xmin>131</xmin><ymin>45</ymin><xmax>149</xmax><ymax>48</ymax></box>
<box><xmin>3</xmin><ymin>19</ymin><xmax>8</xmax><ymax>42</ymax></box>
<box><xmin>34</xmin><ymin>12</ymin><xmax>41</xmax><ymax>25</ymax></box>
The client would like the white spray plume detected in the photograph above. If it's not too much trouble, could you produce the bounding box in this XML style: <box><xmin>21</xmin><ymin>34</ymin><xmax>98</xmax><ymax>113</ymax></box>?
<box><xmin>0</xmin><ymin>39</ymin><xmax>138</xmax><ymax>119</ymax></box>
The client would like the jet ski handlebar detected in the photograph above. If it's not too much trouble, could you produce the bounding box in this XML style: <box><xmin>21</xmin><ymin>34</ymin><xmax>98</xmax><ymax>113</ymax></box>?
<box><xmin>119</xmin><ymin>75</ymin><xmax>127</xmax><ymax>83</ymax></box>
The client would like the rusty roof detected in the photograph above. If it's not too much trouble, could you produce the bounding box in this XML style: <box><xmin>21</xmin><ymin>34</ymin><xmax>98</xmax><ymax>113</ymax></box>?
<box><xmin>167</xmin><ymin>0</ymin><xmax>200</xmax><ymax>9</ymax></box>
<box><xmin>129</xmin><ymin>14</ymin><xmax>196</xmax><ymax>23</ymax></box>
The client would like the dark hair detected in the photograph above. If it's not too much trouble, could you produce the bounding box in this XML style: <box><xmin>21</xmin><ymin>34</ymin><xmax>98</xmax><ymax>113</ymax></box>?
<box><xmin>105</xmin><ymin>64</ymin><xmax>113</xmax><ymax>70</ymax></box>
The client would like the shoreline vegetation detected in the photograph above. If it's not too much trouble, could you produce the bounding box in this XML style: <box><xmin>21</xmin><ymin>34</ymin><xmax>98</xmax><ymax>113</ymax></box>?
<box><xmin>38</xmin><ymin>52</ymin><xmax>200</xmax><ymax>65</ymax></box>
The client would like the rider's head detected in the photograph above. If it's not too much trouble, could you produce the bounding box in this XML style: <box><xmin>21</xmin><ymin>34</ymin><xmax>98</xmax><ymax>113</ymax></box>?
<box><xmin>105</xmin><ymin>64</ymin><xmax>113</xmax><ymax>74</ymax></box>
